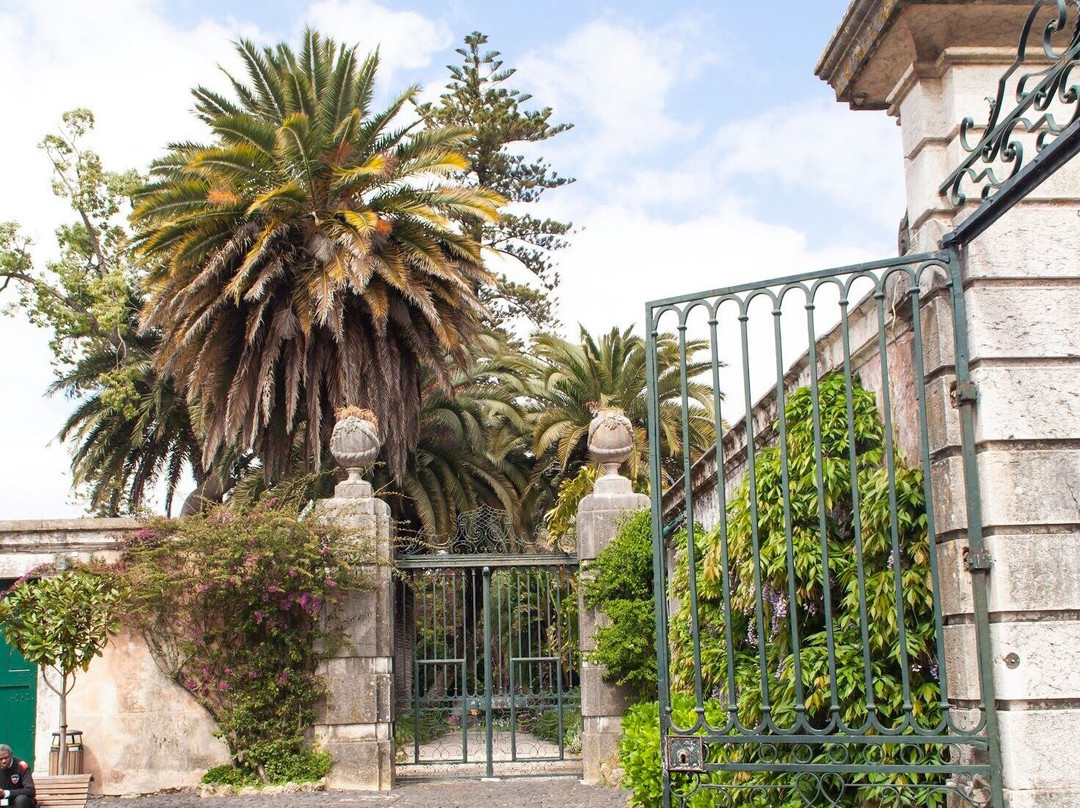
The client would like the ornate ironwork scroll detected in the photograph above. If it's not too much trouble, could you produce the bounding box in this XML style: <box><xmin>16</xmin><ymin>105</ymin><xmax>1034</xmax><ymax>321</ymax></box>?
<box><xmin>396</xmin><ymin>505</ymin><xmax>551</xmax><ymax>558</ymax></box>
<box><xmin>940</xmin><ymin>0</ymin><xmax>1080</xmax><ymax>205</ymax></box>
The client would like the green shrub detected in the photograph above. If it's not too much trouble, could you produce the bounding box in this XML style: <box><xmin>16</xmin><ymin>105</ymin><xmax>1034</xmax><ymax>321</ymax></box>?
<box><xmin>201</xmin><ymin>748</ymin><xmax>330</xmax><ymax>787</ymax></box>
<box><xmin>583</xmin><ymin>508</ymin><xmax>657</xmax><ymax>699</ymax></box>
<box><xmin>620</xmin><ymin>695</ymin><xmax>728</xmax><ymax>808</ymax></box>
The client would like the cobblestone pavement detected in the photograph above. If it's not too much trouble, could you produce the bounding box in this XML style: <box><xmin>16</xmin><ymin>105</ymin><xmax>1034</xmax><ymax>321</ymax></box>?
<box><xmin>91</xmin><ymin>778</ymin><xmax>630</xmax><ymax>808</ymax></box>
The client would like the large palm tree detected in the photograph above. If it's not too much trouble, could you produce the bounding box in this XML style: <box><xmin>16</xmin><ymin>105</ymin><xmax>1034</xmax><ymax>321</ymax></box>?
<box><xmin>52</xmin><ymin>329</ymin><xmax>204</xmax><ymax>516</ymax></box>
<box><xmin>519</xmin><ymin>325</ymin><xmax>715</xmax><ymax>494</ymax></box>
<box><xmin>134</xmin><ymin>31</ymin><xmax>502</xmax><ymax>482</ymax></box>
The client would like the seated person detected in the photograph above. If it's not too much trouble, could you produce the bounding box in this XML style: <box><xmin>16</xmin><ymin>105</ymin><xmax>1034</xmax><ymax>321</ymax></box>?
<box><xmin>0</xmin><ymin>745</ymin><xmax>35</xmax><ymax>808</ymax></box>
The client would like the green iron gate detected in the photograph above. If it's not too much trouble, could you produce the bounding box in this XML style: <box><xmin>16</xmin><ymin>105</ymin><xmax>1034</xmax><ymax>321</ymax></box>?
<box><xmin>1</xmin><ymin>580</ymin><xmax>37</xmax><ymax>768</ymax></box>
<box><xmin>645</xmin><ymin>2</ymin><xmax>1080</xmax><ymax>804</ymax></box>
<box><xmin>394</xmin><ymin>506</ymin><xmax>581</xmax><ymax>779</ymax></box>
<box><xmin>645</xmin><ymin>250</ymin><xmax>998</xmax><ymax>808</ymax></box>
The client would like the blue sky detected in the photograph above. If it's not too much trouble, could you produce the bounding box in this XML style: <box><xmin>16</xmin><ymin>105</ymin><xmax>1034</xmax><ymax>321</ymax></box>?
<box><xmin>0</xmin><ymin>0</ymin><xmax>905</xmax><ymax>517</ymax></box>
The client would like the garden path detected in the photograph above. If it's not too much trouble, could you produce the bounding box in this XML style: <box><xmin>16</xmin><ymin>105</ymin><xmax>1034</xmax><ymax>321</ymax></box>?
<box><xmin>90</xmin><ymin>778</ymin><xmax>629</xmax><ymax>808</ymax></box>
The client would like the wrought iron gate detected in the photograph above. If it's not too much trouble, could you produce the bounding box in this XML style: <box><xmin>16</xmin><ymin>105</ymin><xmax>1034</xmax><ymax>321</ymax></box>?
<box><xmin>645</xmin><ymin>250</ymin><xmax>999</xmax><ymax>807</ymax></box>
<box><xmin>394</xmin><ymin>506</ymin><xmax>581</xmax><ymax>779</ymax></box>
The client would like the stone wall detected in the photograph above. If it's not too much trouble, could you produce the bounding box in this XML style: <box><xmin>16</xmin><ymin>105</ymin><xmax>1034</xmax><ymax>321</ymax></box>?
<box><xmin>0</xmin><ymin>519</ymin><xmax>229</xmax><ymax>795</ymax></box>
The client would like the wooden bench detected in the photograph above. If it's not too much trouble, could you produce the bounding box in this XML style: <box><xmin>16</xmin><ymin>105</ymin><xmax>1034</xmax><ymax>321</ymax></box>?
<box><xmin>33</xmin><ymin>774</ymin><xmax>93</xmax><ymax>808</ymax></box>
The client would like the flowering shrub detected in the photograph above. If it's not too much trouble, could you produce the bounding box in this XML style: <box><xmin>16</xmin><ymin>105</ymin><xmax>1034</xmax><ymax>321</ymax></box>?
<box><xmin>117</xmin><ymin>503</ymin><xmax>373</xmax><ymax>781</ymax></box>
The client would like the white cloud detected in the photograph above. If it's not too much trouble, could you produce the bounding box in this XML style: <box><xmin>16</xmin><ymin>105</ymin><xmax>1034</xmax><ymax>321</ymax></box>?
<box><xmin>302</xmin><ymin>0</ymin><xmax>453</xmax><ymax>78</ymax></box>
<box><xmin>711</xmin><ymin>100</ymin><xmax>905</xmax><ymax>226</ymax></box>
<box><xmin>554</xmin><ymin>197</ymin><xmax>888</xmax><ymax>337</ymax></box>
<box><xmin>519</xmin><ymin>20</ymin><xmax>714</xmax><ymax>175</ymax></box>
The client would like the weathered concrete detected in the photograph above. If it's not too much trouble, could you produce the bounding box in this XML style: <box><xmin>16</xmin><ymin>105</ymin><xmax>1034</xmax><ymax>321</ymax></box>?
<box><xmin>0</xmin><ymin>519</ymin><xmax>230</xmax><ymax>795</ymax></box>
<box><xmin>311</xmin><ymin>476</ymin><xmax>395</xmax><ymax>791</ymax></box>
<box><xmin>576</xmin><ymin>462</ymin><xmax>647</xmax><ymax>786</ymax></box>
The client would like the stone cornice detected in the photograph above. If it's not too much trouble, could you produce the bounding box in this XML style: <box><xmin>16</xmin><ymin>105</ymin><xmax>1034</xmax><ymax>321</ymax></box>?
<box><xmin>818</xmin><ymin>0</ymin><xmax>1036</xmax><ymax>108</ymax></box>
<box><xmin>816</xmin><ymin>0</ymin><xmax>905</xmax><ymax>109</ymax></box>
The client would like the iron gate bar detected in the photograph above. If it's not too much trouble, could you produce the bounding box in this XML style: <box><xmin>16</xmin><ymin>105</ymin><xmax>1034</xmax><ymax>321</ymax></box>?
<box><xmin>646</xmin><ymin>249</ymin><xmax>1000</xmax><ymax>808</ymax></box>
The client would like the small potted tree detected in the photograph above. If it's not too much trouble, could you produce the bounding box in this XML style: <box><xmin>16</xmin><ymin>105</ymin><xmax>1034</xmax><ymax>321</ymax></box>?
<box><xmin>0</xmin><ymin>564</ymin><xmax>124</xmax><ymax>787</ymax></box>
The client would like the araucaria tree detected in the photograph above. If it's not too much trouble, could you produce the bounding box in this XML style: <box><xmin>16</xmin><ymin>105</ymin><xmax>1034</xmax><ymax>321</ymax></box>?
<box><xmin>418</xmin><ymin>32</ymin><xmax>574</xmax><ymax>329</ymax></box>
<box><xmin>134</xmin><ymin>30</ymin><xmax>502</xmax><ymax>483</ymax></box>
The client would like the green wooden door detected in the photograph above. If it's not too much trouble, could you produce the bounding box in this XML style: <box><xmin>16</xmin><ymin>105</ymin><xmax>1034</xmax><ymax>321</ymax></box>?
<box><xmin>0</xmin><ymin>580</ymin><xmax>36</xmax><ymax>768</ymax></box>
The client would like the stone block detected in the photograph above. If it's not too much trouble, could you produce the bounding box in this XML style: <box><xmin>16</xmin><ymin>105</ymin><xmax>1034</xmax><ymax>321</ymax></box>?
<box><xmin>1003</xmin><ymin>789</ymin><xmax>1080</xmax><ymax>808</ymax></box>
<box><xmin>976</xmin><ymin>449</ymin><xmax>1080</xmax><ymax>528</ymax></box>
<box><xmin>999</xmin><ymin>709</ymin><xmax>1080</xmax><ymax>791</ymax></box>
<box><xmin>966</xmin><ymin>207</ymin><xmax>1080</xmax><ymax>281</ymax></box>
<box><xmin>578</xmin><ymin>601</ymin><xmax>608</xmax><ymax>654</ymax></box>
<box><xmin>925</xmin><ymin>375</ymin><xmax>962</xmax><ymax>457</ymax></box>
<box><xmin>580</xmin><ymin>662</ymin><xmax>631</xmax><ymax>718</ymax></box>
<box><xmin>930</xmin><ymin>454</ymin><xmax>969</xmax><ymax>537</ymax></box>
<box><xmin>936</xmin><ymin>536</ymin><xmax>971</xmax><ymax>618</ymax></box>
<box><xmin>984</xmin><ymin>533</ymin><xmax>1080</xmax><ymax>614</ymax></box>
<box><xmin>318</xmin><ymin>736</ymin><xmax>394</xmax><ymax>790</ymax></box>
<box><xmin>945</xmin><ymin>620</ymin><xmax>1080</xmax><ymax>703</ymax></box>
<box><xmin>971</xmin><ymin>364</ymin><xmax>1080</xmax><ymax>443</ymax></box>
<box><xmin>576</xmin><ymin>492</ymin><xmax>649</xmax><ymax>561</ymax></box>
<box><xmin>943</xmin><ymin>623</ymin><xmax>982</xmax><ymax>703</ymax></box>
<box><xmin>918</xmin><ymin>295</ymin><xmax>956</xmax><ymax>380</ymax></box>
<box><xmin>319</xmin><ymin>658</ymin><xmax>393</xmax><ymax>726</ymax></box>
<box><xmin>992</xmin><ymin>621</ymin><xmax>1080</xmax><ymax>702</ymax></box>
<box><xmin>581</xmin><ymin>715</ymin><xmax>623</xmax><ymax>786</ymax></box>
<box><xmin>965</xmin><ymin>285</ymin><xmax>1080</xmax><ymax>361</ymax></box>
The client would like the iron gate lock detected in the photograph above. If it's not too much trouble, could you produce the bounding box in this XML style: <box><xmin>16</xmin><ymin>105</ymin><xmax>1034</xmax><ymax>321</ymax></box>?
<box><xmin>665</xmin><ymin>736</ymin><xmax>706</xmax><ymax>773</ymax></box>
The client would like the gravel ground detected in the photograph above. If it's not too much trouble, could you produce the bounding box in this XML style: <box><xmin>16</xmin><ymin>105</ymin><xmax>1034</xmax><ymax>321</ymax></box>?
<box><xmin>90</xmin><ymin>778</ymin><xmax>630</xmax><ymax>808</ymax></box>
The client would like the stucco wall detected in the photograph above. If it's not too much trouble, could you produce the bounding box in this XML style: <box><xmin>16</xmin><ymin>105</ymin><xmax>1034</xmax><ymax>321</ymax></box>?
<box><xmin>0</xmin><ymin>520</ymin><xmax>229</xmax><ymax>795</ymax></box>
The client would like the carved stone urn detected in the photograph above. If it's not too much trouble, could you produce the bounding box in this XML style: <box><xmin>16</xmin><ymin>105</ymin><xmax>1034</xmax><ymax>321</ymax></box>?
<box><xmin>330</xmin><ymin>407</ymin><xmax>381</xmax><ymax>492</ymax></box>
<box><xmin>587</xmin><ymin>408</ymin><xmax>634</xmax><ymax>476</ymax></box>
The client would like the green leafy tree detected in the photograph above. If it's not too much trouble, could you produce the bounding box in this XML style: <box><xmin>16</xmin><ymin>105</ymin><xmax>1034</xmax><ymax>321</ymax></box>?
<box><xmin>134</xmin><ymin>30</ymin><xmax>503</xmax><ymax>485</ymax></box>
<box><xmin>418</xmin><ymin>32</ymin><xmax>573</xmax><ymax>329</ymax></box>
<box><xmin>0</xmin><ymin>110</ymin><xmax>204</xmax><ymax>515</ymax></box>
<box><xmin>0</xmin><ymin>566</ymin><xmax>126</xmax><ymax>773</ymax></box>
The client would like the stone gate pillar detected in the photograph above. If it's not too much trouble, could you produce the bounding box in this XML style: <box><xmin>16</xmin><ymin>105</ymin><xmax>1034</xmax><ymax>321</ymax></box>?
<box><xmin>576</xmin><ymin>410</ymin><xmax>648</xmax><ymax>785</ymax></box>
<box><xmin>819</xmin><ymin>3</ymin><xmax>1080</xmax><ymax>805</ymax></box>
<box><xmin>311</xmin><ymin>412</ymin><xmax>394</xmax><ymax>789</ymax></box>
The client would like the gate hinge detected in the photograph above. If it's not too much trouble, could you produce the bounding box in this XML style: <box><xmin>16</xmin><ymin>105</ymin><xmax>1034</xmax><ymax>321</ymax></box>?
<box><xmin>964</xmin><ymin>547</ymin><xmax>993</xmax><ymax>572</ymax></box>
<box><xmin>665</xmin><ymin>736</ymin><xmax>706</xmax><ymax>774</ymax></box>
<box><xmin>950</xmin><ymin>381</ymin><xmax>978</xmax><ymax>408</ymax></box>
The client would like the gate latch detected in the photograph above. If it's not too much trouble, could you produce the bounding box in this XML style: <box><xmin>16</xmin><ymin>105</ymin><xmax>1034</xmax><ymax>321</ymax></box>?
<box><xmin>964</xmin><ymin>547</ymin><xmax>992</xmax><ymax>572</ymax></box>
<box><xmin>665</xmin><ymin>736</ymin><xmax>706</xmax><ymax>774</ymax></box>
<box><xmin>950</xmin><ymin>381</ymin><xmax>978</xmax><ymax>408</ymax></box>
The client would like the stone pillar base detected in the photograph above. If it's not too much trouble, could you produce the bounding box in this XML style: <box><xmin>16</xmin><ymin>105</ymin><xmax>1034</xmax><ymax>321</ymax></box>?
<box><xmin>314</xmin><ymin>725</ymin><xmax>394</xmax><ymax>790</ymax></box>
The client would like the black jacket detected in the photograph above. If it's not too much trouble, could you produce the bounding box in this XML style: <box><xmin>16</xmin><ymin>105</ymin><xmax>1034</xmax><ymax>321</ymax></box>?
<box><xmin>0</xmin><ymin>758</ymin><xmax>35</xmax><ymax>800</ymax></box>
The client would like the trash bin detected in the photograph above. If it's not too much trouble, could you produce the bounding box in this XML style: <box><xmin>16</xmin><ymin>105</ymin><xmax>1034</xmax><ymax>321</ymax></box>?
<box><xmin>48</xmin><ymin>730</ymin><xmax>83</xmax><ymax>775</ymax></box>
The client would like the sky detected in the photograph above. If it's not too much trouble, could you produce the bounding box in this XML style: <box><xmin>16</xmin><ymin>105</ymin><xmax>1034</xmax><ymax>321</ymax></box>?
<box><xmin>0</xmin><ymin>0</ymin><xmax>906</xmax><ymax>519</ymax></box>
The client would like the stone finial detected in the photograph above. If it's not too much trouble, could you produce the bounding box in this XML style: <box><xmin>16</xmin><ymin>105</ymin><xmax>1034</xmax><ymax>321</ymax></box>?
<box><xmin>587</xmin><ymin>408</ymin><xmax>634</xmax><ymax>477</ymax></box>
<box><xmin>330</xmin><ymin>407</ymin><xmax>381</xmax><ymax>498</ymax></box>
